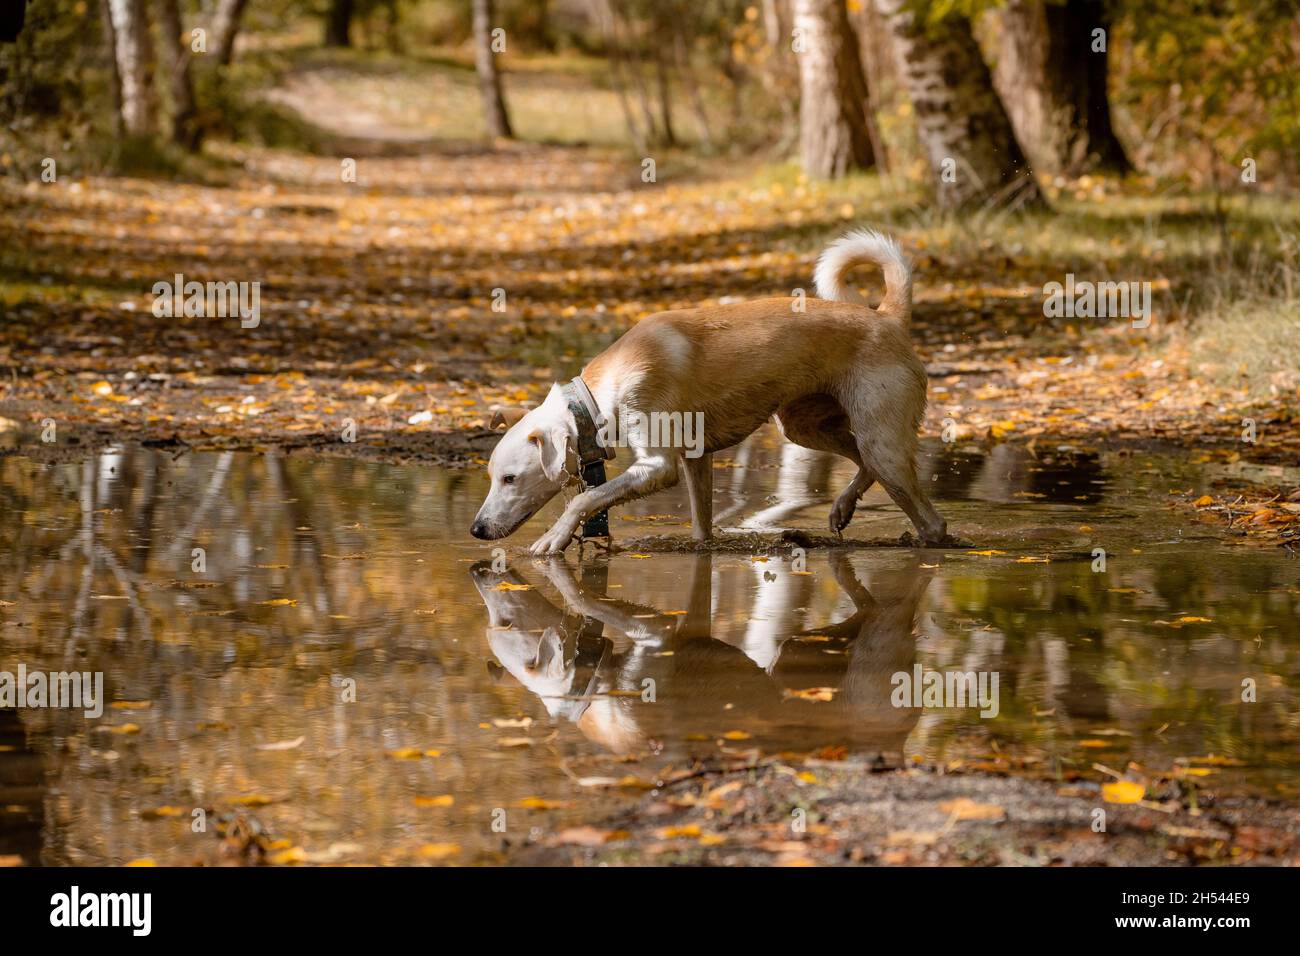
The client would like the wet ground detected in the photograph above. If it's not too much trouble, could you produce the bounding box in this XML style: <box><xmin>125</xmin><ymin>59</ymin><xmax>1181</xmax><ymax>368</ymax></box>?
<box><xmin>1</xmin><ymin>430</ymin><xmax>1297</xmax><ymax>866</ymax></box>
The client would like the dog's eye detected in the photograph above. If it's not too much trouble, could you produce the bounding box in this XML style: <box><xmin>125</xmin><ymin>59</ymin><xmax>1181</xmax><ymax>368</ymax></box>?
<box><xmin>502</xmin><ymin>474</ymin><xmax>516</xmax><ymax>485</ymax></box>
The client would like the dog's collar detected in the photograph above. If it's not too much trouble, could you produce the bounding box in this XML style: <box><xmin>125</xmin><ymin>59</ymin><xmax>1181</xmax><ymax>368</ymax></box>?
<box><xmin>560</xmin><ymin>376</ymin><xmax>614</xmax><ymax>466</ymax></box>
<box><xmin>560</xmin><ymin>376</ymin><xmax>614</xmax><ymax>540</ymax></box>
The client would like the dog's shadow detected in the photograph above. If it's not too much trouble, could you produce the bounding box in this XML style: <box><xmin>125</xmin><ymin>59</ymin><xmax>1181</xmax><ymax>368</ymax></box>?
<box><xmin>468</xmin><ymin>551</ymin><xmax>933</xmax><ymax>761</ymax></box>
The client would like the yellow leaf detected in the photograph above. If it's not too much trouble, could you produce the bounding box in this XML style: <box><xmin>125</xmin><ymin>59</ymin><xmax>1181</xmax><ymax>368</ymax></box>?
<box><xmin>257</xmin><ymin>598</ymin><xmax>298</xmax><ymax>606</ymax></box>
<box><xmin>417</xmin><ymin>843</ymin><xmax>461</xmax><ymax>860</ymax></box>
<box><xmin>386</xmin><ymin>747</ymin><xmax>425</xmax><ymax>760</ymax></box>
<box><xmin>231</xmin><ymin>794</ymin><xmax>273</xmax><ymax>807</ymax></box>
<box><xmin>519</xmin><ymin>797</ymin><xmax>568</xmax><ymax>810</ymax></box>
<box><xmin>1102</xmin><ymin>780</ymin><xmax>1146</xmax><ymax>804</ymax></box>
<box><xmin>413</xmin><ymin>794</ymin><xmax>455</xmax><ymax>807</ymax></box>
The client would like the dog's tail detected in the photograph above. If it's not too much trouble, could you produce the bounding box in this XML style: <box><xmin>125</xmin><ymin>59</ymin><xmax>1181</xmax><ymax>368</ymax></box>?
<box><xmin>813</xmin><ymin>228</ymin><xmax>912</xmax><ymax>323</ymax></box>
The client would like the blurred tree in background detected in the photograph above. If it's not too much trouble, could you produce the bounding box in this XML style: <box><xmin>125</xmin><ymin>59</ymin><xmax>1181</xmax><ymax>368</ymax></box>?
<box><xmin>1</xmin><ymin>0</ymin><xmax>1298</xmax><ymax>197</ymax></box>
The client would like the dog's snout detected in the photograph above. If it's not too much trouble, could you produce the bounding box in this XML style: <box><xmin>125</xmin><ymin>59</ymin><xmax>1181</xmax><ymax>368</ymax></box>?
<box><xmin>470</xmin><ymin>520</ymin><xmax>490</xmax><ymax>540</ymax></box>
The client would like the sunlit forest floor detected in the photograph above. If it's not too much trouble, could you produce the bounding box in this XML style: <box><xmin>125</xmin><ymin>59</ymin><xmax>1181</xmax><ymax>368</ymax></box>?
<box><xmin>2</xmin><ymin>49</ymin><xmax>1298</xmax><ymax>527</ymax></box>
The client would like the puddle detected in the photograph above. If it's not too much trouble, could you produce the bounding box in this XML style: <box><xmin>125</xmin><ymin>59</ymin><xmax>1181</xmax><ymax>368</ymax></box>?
<box><xmin>1</xmin><ymin>431</ymin><xmax>1297</xmax><ymax>865</ymax></box>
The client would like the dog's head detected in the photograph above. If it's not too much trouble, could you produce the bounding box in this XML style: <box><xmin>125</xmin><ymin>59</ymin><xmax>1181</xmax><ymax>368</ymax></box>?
<box><xmin>471</xmin><ymin>385</ymin><xmax>575</xmax><ymax>540</ymax></box>
<box><xmin>469</xmin><ymin>561</ymin><xmax>578</xmax><ymax>718</ymax></box>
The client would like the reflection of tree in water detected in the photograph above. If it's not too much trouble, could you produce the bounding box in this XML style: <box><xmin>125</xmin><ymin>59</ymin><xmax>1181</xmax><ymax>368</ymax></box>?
<box><xmin>0</xmin><ymin>707</ymin><xmax>43</xmax><ymax>865</ymax></box>
<box><xmin>927</xmin><ymin>444</ymin><xmax>1107</xmax><ymax>504</ymax></box>
<box><xmin>0</xmin><ymin>447</ymin><xmax>574</xmax><ymax>865</ymax></box>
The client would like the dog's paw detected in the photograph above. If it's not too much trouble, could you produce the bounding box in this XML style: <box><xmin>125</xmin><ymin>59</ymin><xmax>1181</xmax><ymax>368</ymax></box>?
<box><xmin>529</xmin><ymin>528</ymin><xmax>575</xmax><ymax>555</ymax></box>
<box><xmin>828</xmin><ymin>498</ymin><xmax>856</xmax><ymax>535</ymax></box>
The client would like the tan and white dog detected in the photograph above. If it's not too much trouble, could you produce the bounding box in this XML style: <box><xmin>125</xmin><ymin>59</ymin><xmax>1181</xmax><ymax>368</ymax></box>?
<box><xmin>470</xmin><ymin>229</ymin><xmax>951</xmax><ymax>554</ymax></box>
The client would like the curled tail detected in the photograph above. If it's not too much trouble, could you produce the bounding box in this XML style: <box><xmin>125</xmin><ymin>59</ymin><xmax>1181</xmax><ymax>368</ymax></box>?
<box><xmin>813</xmin><ymin>228</ymin><xmax>912</xmax><ymax>324</ymax></box>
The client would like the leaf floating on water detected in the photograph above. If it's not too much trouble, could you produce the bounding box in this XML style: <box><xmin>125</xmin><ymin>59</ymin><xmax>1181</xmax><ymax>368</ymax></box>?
<box><xmin>99</xmin><ymin>723</ymin><xmax>141</xmax><ymax>735</ymax></box>
<box><xmin>111</xmin><ymin>700</ymin><xmax>152</xmax><ymax>710</ymax></box>
<box><xmin>257</xmin><ymin>598</ymin><xmax>298</xmax><ymax>607</ymax></box>
<box><xmin>720</xmin><ymin>730</ymin><xmax>752</xmax><ymax>740</ymax></box>
<box><xmin>413</xmin><ymin>608</ymin><xmax>438</xmax><ymax>616</ymax></box>
<box><xmin>518</xmin><ymin>797</ymin><xmax>569</xmax><ymax>810</ymax></box>
<box><xmin>493</xmin><ymin>582</ymin><xmax>533</xmax><ymax>592</ymax></box>
<box><xmin>386</xmin><ymin>747</ymin><xmax>425</xmax><ymax>760</ymax></box>
<box><xmin>1152</xmin><ymin>616</ymin><xmax>1213</xmax><ymax>628</ymax></box>
<box><xmin>498</xmin><ymin>737</ymin><xmax>536</xmax><ymax>748</ymax></box>
<box><xmin>256</xmin><ymin>736</ymin><xmax>305</xmax><ymax>751</ymax></box>
<box><xmin>417</xmin><ymin>843</ymin><xmax>461</xmax><ymax>860</ymax></box>
<box><xmin>783</xmin><ymin>687</ymin><xmax>836</xmax><ymax>702</ymax></box>
<box><xmin>268</xmin><ymin>847</ymin><xmax>307</xmax><ymax>865</ymax></box>
<box><xmin>413</xmin><ymin>794</ymin><xmax>455</xmax><ymax>807</ymax></box>
<box><xmin>1102</xmin><ymin>780</ymin><xmax>1146</xmax><ymax>804</ymax></box>
<box><xmin>967</xmin><ymin>550</ymin><xmax>1007</xmax><ymax>556</ymax></box>
<box><xmin>1014</xmin><ymin>556</ymin><xmax>1050</xmax><ymax>563</ymax></box>
<box><xmin>231</xmin><ymin>794</ymin><xmax>274</xmax><ymax>807</ymax></box>
<box><xmin>575</xmin><ymin>776</ymin><xmax>620</xmax><ymax>788</ymax></box>
<box><xmin>140</xmin><ymin>806</ymin><xmax>185</xmax><ymax>820</ymax></box>
<box><xmin>124</xmin><ymin>859</ymin><xmax>157</xmax><ymax>867</ymax></box>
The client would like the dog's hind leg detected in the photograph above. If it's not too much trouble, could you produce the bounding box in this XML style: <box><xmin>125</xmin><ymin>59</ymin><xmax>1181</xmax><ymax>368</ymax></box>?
<box><xmin>843</xmin><ymin>371</ymin><xmax>949</xmax><ymax>546</ymax></box>
<box><xmin>776</xmin><ymin>396</ymin><xmax>876</xmax><ymax>534</ymax></box>
<box><xmin>681</xmin><ymin>452</ymin><xmax>713</xmax><ymax>542</ymax></box>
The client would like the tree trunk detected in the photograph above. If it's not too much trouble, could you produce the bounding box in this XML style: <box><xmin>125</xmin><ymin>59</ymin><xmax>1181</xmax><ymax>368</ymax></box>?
<box><xmin>653</xmin><ymin>17</ymin><xmax>677</xmax><ymax>147</ymax></box>
<box><xmin>100</xmin><ymin>0</ymin><xmax>124</xmax><ymax>137</ymax></box>
<box><xmin>875</xmin><ymin>0</ymin><xmax>1041</xmax><ymax>208</ymax></box>
<box><xmin>994</xmin><ymin>0</ymin><xmax>1130</xmax><ymax>175</ymax></box>
<box><xmin>326</xmin><ymin>0</ymin><xmax>353</xmax><ymax>47</ymax></box>
<box><xmin>213</xmin><ymin>0</ymin><xmax>248</xmax><ymax>65</ymax></box>
<box><xmin>106</xmin><ymin>0</ymin><xmax>152</xmax><ymax>136</ymax></box>
<box><xmin>794</xmin><ymin>0</ymin><xmax>876</xmax><ymax>178</ymax></box>
<box><xmin>155</xmin><ymin>0</ymin><xmax>201</xmax><ymax>150</ymax></box>
<box><xmin>472</xmin><ymin>0</ymin><xmax>513</xmax><ymax>139</ymax></box>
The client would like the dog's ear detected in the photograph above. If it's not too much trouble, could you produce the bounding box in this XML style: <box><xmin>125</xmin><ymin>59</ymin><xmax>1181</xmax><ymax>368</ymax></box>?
<box><xmin>489</xmin><ymin>406</ymin><xmax>528</xmax><ymax>430</ymax></box>
<box><xmin>529</xmin><ymin>426</ymin><xmax>572</xmax><ymax>483</ymax></box>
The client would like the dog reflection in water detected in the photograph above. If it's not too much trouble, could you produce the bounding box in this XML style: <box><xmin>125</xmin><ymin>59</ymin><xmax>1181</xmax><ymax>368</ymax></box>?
<box><xmin>469</xmin><ymin>552</ymin><xmax>932</xmax><ymax>762</ymax></box>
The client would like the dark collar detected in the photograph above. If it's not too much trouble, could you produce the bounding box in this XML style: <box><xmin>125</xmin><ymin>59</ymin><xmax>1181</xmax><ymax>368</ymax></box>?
<box><xmin>560</xmin><ymin>377</ymin><xmax>615</xmax><ymax>467</ymax></box>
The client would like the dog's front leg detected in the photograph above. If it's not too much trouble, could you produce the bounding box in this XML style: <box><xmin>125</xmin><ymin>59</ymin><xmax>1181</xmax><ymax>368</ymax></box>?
<box><xmin>529</xmin><ymin>450</ymin><xmax>679</xmax><ymax>555</ymax></box>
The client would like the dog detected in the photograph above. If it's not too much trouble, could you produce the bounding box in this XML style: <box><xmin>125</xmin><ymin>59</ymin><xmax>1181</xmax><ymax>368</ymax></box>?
<box><xmin>471</xmin><ymin>229</ymin><xmax>950</xmax><ymax>554</ymax></box>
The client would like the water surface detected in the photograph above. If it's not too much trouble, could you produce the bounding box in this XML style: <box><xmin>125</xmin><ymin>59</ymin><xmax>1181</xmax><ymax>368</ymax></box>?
<box><xmin>1</xmin><ymin>433</ymin><xmax>1297</xmax><ymax>865</ymax></box>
